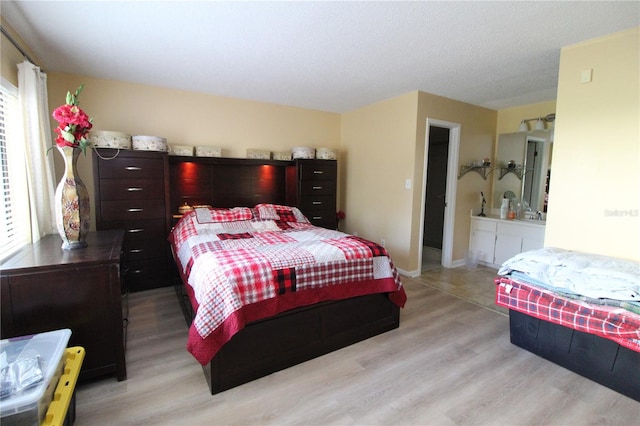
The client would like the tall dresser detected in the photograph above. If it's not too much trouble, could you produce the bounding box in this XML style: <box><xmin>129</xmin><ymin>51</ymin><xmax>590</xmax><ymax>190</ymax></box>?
<box><xmin>93</xmin><ymin>149</ymin><xmax>171</xmax><ymax>292</ymax></box>
<box><xmin>288</xmin><ymin>159</ymin><xmax>337</xmax><ymax>229</ymax></box>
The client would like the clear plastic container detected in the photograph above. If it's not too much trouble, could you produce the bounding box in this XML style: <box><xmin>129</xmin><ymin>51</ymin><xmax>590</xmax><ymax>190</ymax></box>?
<box><xmin>465</xmin><ymin>250</ymin><xmax>481</xmax><ymax>269</ymax></box>
<box><xmin>0</xmin><ymin>329</ymin><xmax>71</xmax><ymax>426</ymax></box>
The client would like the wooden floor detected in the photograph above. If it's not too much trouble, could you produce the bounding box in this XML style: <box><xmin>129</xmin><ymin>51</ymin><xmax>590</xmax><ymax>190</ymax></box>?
<box><xmin>75</xmin><ymin>268</ymin><xmax>639</xmax><ymax>425</ymax></box>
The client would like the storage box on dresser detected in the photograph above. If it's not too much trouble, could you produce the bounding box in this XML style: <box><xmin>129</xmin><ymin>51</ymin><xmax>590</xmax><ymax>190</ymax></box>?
<box><xmin>287</xmin><ymin>159</ymin><xmax>337</xmax><ymax>229</ymax></box>
<box><xmin>93</xmin><ymin>149</ymin><xmax>171</xmax><ymax>292</ymax></box>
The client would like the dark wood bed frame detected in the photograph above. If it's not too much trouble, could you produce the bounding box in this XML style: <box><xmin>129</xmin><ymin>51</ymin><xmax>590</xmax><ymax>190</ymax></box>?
<box><xmin>509</xmin><ymin>309</ymin><xmax>639</xmax><ymax>402</ymax></box>
<box><xmin>168</xmin><ymin>156</ymin><xmax>401</xmax><ymax>395</ymax></box>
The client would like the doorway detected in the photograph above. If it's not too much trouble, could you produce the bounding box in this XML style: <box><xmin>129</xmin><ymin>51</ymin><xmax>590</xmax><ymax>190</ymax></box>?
<box><xmin>419</xmin><ymin>119</ymin><xmax>460</xmax><ymax>273</ymax></box>
<box><xmin>422</xmin><ymin>126</ymin><xmax>449</xmax><ymax>270</ymax></box>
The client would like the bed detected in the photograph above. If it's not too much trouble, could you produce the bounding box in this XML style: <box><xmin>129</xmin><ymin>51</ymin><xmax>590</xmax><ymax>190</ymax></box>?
<box><xmin>495</xmin><ymin>247</ymin><xmax>640</xmax><ymax>401</ymax></box>
<box><xmin>169</xmin><ymin>203</ymin><xmax>406</xmax><ymax>394</ymax></box>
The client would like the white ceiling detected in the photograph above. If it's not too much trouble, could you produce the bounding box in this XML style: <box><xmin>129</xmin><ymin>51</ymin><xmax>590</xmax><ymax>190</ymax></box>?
<box><xmin>3</xmin><ymin>1</ymin><xmax>639</xmax><ymax>113</ymax></box>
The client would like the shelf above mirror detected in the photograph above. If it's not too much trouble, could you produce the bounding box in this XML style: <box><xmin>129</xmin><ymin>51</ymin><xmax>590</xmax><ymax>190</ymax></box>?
<box><xmin>458</xmin><ymin>165</ymin><xmax>492</xmax><ymax>180</ymax></box>
<box><xmin>498</xmin><ymin>167</ymin><xmax>524</xmax><ymax>180</ymax></box>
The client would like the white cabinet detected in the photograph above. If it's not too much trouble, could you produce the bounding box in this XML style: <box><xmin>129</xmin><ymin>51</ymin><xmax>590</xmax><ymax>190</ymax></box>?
<box><xmin>469</xmin><ymin>216</ymin><xmax>545</xmax><ymax>268</ymax></box>
<box><xmin>494</xmin><ymin>221</ymin><xmax>544</xmax><ymax>265</ymax></box>
<box><xmin>469</xmin><ymin>218</ymin><xmax>496</xmax><ymax>264</ymax></box>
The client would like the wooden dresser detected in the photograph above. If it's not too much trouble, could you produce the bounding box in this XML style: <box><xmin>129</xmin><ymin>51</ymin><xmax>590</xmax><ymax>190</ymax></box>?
<box><xmin>288</xmin><ymin>159</ymin><xmax>337</xmax><ymax>229</ymax></box>
<box><xmin>0</xmin><ymin>231</ymin><xmax>127</xmax><ymax>381</ymax></box>
<box><xmin>93</xmin><ymin>149</ymin><xmax>171</xmax><ymax>292</ymax></box>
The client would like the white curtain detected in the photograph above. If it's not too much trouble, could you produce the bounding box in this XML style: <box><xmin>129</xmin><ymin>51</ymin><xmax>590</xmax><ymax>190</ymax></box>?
<box><xmin>17</xmin><ymin>61</ymin><xmax>57</xmax><ymax>242</ymax></box>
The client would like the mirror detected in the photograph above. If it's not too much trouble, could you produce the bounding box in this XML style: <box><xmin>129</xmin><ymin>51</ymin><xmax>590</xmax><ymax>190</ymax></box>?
<box><xmin>494</xmin><ymin>131</ymin><xmax>553</xmax><ymax>214</ymax></box>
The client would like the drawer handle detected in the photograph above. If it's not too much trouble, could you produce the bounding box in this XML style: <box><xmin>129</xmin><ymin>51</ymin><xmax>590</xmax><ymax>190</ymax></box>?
<box><xmin>313</xmin><ymin>170</ymin><xmax>324</xmax><ymax>174</ymax></box>
<box><xmin>130</xmin><ymin>269</ymin><xmax>144</xmax><ymax>274</ymax></box>
<box><xmin>127</xmin><ymin>187</ymin><xmax>143</xmax><ymax>192</ymax></box>
<box><xmin>125</xmin><ymin>166</ymin><xmax>141</xmax><ymax>171</ymax></box>
<box><xmin>128</xmin><ymin>249</ymin><xmax>144</xmax><ymax>254</ymax></box>
<box><xmin>312</xmin><ymin>186</ymin><xmax>323</xmax><ymax>190</ymax></box>
<box><xmin>127</xmin><ymin>228</ymin><xmax>144</xmax><ymax>233</ymax></box>
<box><xmin>312</xmin><ymin>216</ymin><xmax>323</xmax><ymax>220</ymax></box>
<box><xmin>312</xmin><ymin>201</ymin><xmax>323</xmax><ymax>205</ymax></box>
<box><xmin>127</xmin><ymin>208</ymin><xmax>143</xmax><ymax>212</ymax></box>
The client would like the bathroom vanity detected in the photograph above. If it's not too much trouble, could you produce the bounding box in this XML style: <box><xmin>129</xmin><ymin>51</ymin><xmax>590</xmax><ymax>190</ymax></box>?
<box><xmin>469</xmin><ymin>214</ymin><xmax>545</xmax><ymax>268</ymax></box>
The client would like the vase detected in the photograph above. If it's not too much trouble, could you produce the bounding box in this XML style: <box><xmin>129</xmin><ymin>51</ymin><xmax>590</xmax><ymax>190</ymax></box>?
<box><xmin>55</xmin><ymin>146</ymin><xmax>90</xmax><ymax>249</ymax></box>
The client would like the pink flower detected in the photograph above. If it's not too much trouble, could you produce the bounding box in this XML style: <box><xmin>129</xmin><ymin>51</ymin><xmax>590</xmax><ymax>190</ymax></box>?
<box><xmin>51</xmin><ymin>84</ymin><xmax>93</xmax><ymax>153</ymax></box>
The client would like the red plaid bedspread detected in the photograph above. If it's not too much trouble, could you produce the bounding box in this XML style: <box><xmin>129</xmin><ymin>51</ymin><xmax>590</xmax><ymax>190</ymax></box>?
<box><xmin>495</xmin><ymin>276</ymin><xmax>640</xmax><ymax>352</ymax></box>
<box><xmin>170</xmin><ymin>212</ymin><xmax>407</xmax><ymax>365</ymax></box>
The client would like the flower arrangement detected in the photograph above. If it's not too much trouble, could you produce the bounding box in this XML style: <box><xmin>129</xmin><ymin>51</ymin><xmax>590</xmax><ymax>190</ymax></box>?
<box><xmin>52</xmin><ymin>84</ymin><xmax>93</xmax><ymax>154</ymax></box>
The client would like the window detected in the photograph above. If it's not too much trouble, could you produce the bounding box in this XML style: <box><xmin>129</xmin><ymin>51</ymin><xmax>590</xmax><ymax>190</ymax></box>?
<box><xmin>1</xmin><ymin>78</ymin><xmax>30</xmax><ymax>260</ymax></box>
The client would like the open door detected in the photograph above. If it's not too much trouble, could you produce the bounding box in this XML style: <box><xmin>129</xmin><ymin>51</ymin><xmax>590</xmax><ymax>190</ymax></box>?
<box><xmin>419</xmin><ymin>119</ymin><xmax>460</xmax><ymax>272</ymax></box>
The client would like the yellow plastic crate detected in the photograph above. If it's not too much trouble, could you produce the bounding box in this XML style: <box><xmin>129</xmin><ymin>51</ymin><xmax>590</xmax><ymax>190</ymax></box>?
<box><xmin>42</xmin><ymin>347</ymin><xmax>85</xmax><ymax>426</ymax></box>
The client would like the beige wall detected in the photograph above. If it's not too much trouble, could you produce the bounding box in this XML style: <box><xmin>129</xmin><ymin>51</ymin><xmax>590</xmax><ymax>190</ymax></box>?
<box><xmin>340</xmin><ymin>92</ymin><xmax>420</xmax><ymax>270</ymax></box>
<box><xmin>495</xmin><ymin>101</ymin><xmax>556</xmax><ymax>137</ymax></box>
<box><xmin>546</xmin><ymin>27</ymin><xmax>639</xmax><ymax>261</ymax></box>
<box><xmin>341</xmin><ymin>91</ymin><xmax>496</xmax><ymax>273</ymax></box>
<box><xmin>45</xmin><ymin>73</ymin><xmax>341</xmax><ymax>231</ymax></box>
<box><xmin>416</xmin><ymin>92</ymin><xmax>497</xmax><ymax>269</ymax></box>
<box><xmin>1</xmin><ymin>18</ymin><xmax>40</xmax><ymax>86</ymax></box>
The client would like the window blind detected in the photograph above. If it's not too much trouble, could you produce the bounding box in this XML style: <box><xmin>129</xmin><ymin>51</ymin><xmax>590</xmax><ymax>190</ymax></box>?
<box><xmin>0</xmin><ymin>78</ymin><xmax>30</xmax><ymax>260</ymax></box>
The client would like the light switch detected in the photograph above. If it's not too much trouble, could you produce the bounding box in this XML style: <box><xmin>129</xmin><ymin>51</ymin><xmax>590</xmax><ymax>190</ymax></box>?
<box><xmin>581</xmin><ymin>69</ymin><xmax>593</xmax><ymax>83</ymax></box>
<box><xmin>405</xmin><ymin>179</ymin><xmax>412</xmax><ymax>189</ymax></box>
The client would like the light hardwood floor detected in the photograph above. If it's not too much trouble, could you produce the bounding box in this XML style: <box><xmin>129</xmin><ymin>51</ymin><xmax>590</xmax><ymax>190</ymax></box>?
<box><xmin>75</xmin><ymin>268</ymin><xmax>638</xmax><ymax>425</ymax></box>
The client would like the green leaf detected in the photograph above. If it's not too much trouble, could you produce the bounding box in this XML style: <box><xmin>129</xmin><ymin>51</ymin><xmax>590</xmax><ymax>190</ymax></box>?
<box><xmin>62</xmin><ymin>130</ymin><xmax>75</xmax><ymax>143</ymax></box>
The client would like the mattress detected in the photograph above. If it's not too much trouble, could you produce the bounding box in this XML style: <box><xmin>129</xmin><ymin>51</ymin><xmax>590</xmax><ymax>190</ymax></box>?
<box><xmin>495</xmin><ymin>276</ymin><xmax>640</xmax><ymax>353</ymax></box>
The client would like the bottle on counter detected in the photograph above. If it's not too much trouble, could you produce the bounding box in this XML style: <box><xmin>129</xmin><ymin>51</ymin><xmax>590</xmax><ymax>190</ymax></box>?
<box><xmin>500</xmin><ymin>197</ymin><xmax>509</xmax><ymax>219</ymax></box>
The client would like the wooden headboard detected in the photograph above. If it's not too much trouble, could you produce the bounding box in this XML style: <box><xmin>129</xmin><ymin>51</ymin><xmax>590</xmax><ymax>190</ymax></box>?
<box><xmin>168</xmin><ymin>156</ymin><xmax>295</xmax><ymax>214</ymax></box>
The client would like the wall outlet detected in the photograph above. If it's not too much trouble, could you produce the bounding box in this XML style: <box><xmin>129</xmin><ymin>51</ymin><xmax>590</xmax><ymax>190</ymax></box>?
<box><xmin>380</xmin><ymin>239</ymin><xmax>386</xmax><ymax>247</ymax></box>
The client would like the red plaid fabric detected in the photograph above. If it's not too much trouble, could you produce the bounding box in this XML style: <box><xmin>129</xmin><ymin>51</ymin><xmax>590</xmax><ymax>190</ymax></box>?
<box><xmin>195</xmin><ymin>207</ymin><xmax>253</xmax><ymax>223</ymax></box>
<box><xmin>170</xmin><ymin>211</ymin><xmax>406</xmax><ymax>365</ymax></box>
<box><xmin>275</xmin><ymin>207</ymin><xmax>297</xmax><ymax>222</ymax></box>
<box><xmin>273</xmin><ymin>267</ymin><xmax>297</xmax><ymax>294</ymax></box>
<box><xmin>255</xmin><ymin>203</ymin><xmax>309</xmax><ymax>223</ymax></box>
<box><xmin>218</xmin><ymin>232</ymin><xmax>253</xmax><ymax>240</ymax></box>
<box><xmin>495</xmin><ymin>276</ymin><xmax>640</xmax><ymax>352</ymax></box>
<box><xmin>348</xmin><ymin>236</ymin><xmax>388</xmax><ymax>257</ymax></box>
<box><xmin>325</xmin><ymin>237</ymin><xmax>374</xmax><ymax>260</ymax></box>
<box><xmin>254</xmin><ymin>231</ymin><xmax>297</xmax><ymax>245</ymax></box>
<box><xmin>169</xmin><ymin>210</ymin><xmax>199</xmax><ymax>243</ymax></box>
<box><xmin>296</xmin><ymin>258</ymin><xmax>373</xmax><ymax>289</ymax></box>
<box><xmin>213</xmin><ymin>247</ymin><xmax>273</xmax><ymax>304</ymax></box>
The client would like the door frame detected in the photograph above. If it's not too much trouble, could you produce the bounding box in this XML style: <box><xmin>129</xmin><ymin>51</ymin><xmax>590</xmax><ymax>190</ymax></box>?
<box><xmin>419</xmin><ymin>118</ymin><xmax>460</xmax><ymax>269</ymax></box>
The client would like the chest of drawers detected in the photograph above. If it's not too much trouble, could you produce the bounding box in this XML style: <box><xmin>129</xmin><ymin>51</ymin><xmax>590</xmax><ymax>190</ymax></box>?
<box><xmin>289</xmin><ymin>159</ymin><xmax>337</xmax><ymax>229</ymax></box>
<box><xmin>93</xmin><ymin>149</ymin><xmax>171</xmax><ymax>292</ymax></box>
<box><xmin>1</xmin><ymin>231</ymin><xmax>126</xmax><ymax>381</ymax></box>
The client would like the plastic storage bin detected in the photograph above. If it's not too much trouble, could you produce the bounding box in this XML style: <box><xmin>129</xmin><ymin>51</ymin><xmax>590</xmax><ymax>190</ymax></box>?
<box><xmin>43</xmin><ymin>347</ymin><xmax>85</xmax><ymax>426</ymax></box>
<box><xmin>465</xmin><ymin>250</ymin><xmax>481</xmax><ymax>269</ymax></box>
<box><xmin>0</xmin><ymin>329</ymin><xmax>71</xmax><ymax>426</ymax></box>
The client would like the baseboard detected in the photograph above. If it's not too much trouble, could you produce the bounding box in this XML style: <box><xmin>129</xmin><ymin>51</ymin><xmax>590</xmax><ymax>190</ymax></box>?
<box><xmin>450</xmin><ymin>258</ymin><xmax>466</xmax><ymax>268</ymax></box>
<box><xmin>397</xmin><ymin>267</ymin><xmax>421</xmax><ymax>277</ymax></box>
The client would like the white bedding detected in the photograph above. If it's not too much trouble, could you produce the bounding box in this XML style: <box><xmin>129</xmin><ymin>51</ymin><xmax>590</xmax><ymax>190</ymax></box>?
<box><xmin>498</xmin><ymin>247</ymin><xmax>640</xmax><ymax>301</ymax></box>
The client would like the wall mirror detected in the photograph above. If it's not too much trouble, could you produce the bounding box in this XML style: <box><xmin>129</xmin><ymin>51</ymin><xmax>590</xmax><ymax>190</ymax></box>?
<box><xmin>493</xmin><ymin>130</ymin><xmax>553</xmax><ymax>213</ymax></box>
